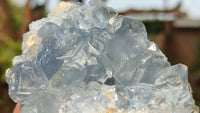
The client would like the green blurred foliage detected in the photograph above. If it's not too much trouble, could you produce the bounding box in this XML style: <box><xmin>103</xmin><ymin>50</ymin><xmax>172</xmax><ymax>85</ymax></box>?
<box><xmin>0</xmin><ymin>99</ymin><xmax>4</xmax><ymax>108</ymax></box>
<box><xmin>8</xmin><ymin>0</ymin><xmax>23</xmax><ymax>30</ymax></box>
<box><xmin>190</xmin><ymin>39</ymin><xmax>200</xmax><ymax>75</ymax></box>
<box><xmin>0</xmin><ymin>0</ymin><xmax>23</xmax><ymax>83</ymax></box>
<box><xmin>0</xmin><ymin>37</ymin><xmax>22</xmax><ymax>82</ymax></box>
<box><xmin>143</xmin><ymin>20</ymin><xmax>163</xmax><ymax>35</ymax></box>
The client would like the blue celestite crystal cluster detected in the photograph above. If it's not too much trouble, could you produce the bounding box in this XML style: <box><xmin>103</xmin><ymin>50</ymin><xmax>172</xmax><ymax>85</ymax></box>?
<box><xmin>5</xmin><ymin>1</ymin><xmax>199</xmax><ymax>113</ymax></box>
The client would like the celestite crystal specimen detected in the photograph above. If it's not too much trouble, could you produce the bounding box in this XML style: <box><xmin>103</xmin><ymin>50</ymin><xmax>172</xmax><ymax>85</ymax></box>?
<box><xmin>5</xmin><ymin>1</ymin><xmax>199</xmax><ymax>113</ymax></box>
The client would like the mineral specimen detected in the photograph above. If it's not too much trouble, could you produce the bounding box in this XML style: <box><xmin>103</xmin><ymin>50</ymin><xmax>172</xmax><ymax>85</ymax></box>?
<box><xmin>5</xmin><ymin>1</ymin><xmax>199</xmax><ymax>113</ymax></box>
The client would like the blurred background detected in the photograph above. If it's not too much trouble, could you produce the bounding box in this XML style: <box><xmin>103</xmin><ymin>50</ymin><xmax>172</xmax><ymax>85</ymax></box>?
<box><xmin>0</xmin><ymin>0</ymin><xmax>200</xmax><ymax>112</ymax></box>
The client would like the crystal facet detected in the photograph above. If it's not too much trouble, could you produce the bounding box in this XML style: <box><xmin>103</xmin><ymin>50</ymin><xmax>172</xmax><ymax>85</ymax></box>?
<box><xmin>5</xmin><ymin>1</ymin><xmax>199</xmax><ymax>113</ymax></box>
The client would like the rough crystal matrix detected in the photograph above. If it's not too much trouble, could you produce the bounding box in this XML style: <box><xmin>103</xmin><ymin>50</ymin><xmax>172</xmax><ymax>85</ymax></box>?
<box><xmin>5</xmin><ymin>1</ymin><xmax>199</xmax><ymax>113</ymax></box>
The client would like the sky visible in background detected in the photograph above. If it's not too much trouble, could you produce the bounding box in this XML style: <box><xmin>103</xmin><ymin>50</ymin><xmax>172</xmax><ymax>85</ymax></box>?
<box><xmin>107</xmin><ymin>0</ymin><xmax>181</xmax><ymax>11</ymax></box>
<box><xmin>10</xmin><ymin>0</ymin><xmax>200</xmax><ymax>19</ymax></box>
<box><xmin>106</xmin><ymin>0</ymin><xmax>200</xmax><ymax>19</ymax></box>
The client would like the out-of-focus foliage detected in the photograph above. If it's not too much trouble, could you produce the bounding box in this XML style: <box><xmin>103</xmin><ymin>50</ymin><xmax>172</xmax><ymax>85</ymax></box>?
<box><xmin>0</xmin><ymin>37</ymin><xmax>21</xmax><ymax>82</ymax></box>
<box><xmin>190</xmin><ymin>39</ymin><xmax>200</xmax><ymax>75</ymax></box>
<box><xmin>143</xmin><ymin>21</ymin><xmax>163</xmax><ymax>35</ymax></box>
<box><xmin>8</xmin><ymin>0</ymin><xmax>23</xmax><ymax>30</ymax></box>
<box><xmin>0</xmin><ymin>0</ymin><xmax>23</xmax><ymax>83</ymax></box>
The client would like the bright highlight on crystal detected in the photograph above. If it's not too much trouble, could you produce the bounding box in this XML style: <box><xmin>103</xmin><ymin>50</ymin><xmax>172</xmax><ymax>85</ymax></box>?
<box><xmin>5</xmin><ymin>1</ymin><xmax>199</xmax><ymax>113</ymax></box>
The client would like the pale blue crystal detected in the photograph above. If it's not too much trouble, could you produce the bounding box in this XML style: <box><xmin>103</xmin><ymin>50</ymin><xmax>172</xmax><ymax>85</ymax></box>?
<box><xmin>6</xmin><ymin>59</ymin><xmax>48</xmax><ymax>103</ymax></box>
<box><xmin>5</xmin><ymin>1</ymin><xmax>198</xmax><ymax>113</ymax></box>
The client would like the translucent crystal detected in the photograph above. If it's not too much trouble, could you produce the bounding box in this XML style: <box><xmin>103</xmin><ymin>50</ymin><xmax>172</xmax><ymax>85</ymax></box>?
<box><xmin>5</xmin><ymin>1</ymin><xmax>199</xmax><ymax>113</ymax></box>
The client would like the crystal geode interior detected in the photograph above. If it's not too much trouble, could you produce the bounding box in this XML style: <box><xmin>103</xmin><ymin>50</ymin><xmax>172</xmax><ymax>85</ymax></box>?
<box><xmin>5</xmin><ymin>1</ymin><xmax>199</xmax><ymax>113</ymax></box>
